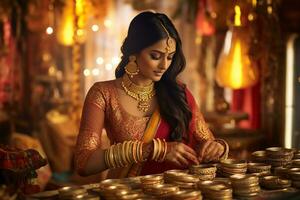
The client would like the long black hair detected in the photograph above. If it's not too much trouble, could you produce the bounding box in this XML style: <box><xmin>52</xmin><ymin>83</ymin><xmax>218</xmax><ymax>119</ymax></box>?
<box><xmin>115</xmin><ymin>11</ymin><xmax>192</xmax><ymax>141</ymax></box>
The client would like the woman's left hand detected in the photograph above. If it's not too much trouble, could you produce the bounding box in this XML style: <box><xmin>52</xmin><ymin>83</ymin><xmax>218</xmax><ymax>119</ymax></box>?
<box><xmin>197</xmin><ymin>140</ymin><xmax>224</xmax><ymax>163</ymax></box>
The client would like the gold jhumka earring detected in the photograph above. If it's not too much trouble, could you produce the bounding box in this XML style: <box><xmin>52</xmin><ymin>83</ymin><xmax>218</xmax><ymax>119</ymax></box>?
<box><xmin>124</xmin><ymin>55</ymin><xmax>139</xmax><ymax>78</ymax></box>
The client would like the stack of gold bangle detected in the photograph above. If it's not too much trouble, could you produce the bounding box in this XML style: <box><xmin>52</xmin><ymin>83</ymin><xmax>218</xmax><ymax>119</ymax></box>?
<box><xmin>104</xmin><ymin>140</ymin><xmax>144</xmax><ymax>169</ymax></box>
<box><xmin>164</xmin><ymin>170</ymin><xmax>199</xmax><ymax>189</ymax></box>
<box><xmin>265</xmin><ymin>147</ymin><xmax>294</xmax><ymax>168</ymax></box>
<box><xmin>251</xmin><ymin>150</ymin><xmax>266</xmax><ymax>163</ymax></box>
<box><xmin>151</xmin><ymin>138</ymin><xmax>167</xmax><ymax>162</ymax></box>
<box><xmin>230</xmin><ymin>174</ymin><xmax>260</xmax><ymax>198</ymax></box>
<box><xmin>218</xmin><ymin>159</ymin><xmax>247</xmax><ymax>177</ymax></box>
<box><xmin>247</xmin><ymin>162</ymin><xmax>271</xmax><ymax>176</ymax></box>
<box><xmin>197</xmin><ymin>180</ymin><xmax>232</xmax><ymax>200</ymax></box>
<box><xmin>292</xmin><ymin>159</ymin><xmax>300</xmax><ymax>168</ymax></box>
<box><xmin>288</xmin><ymin>168</ymin><xmax>300</xmax><ymax>189</ymax></box>
<box><xmin>294</xmin><ymin>150</ymin><xmax>300</xmax><ymax>159</ymax></box>
<box><xmin>166</xmin><ymin>190</ymin><xmax>202</xmax><ymax>200</ymax></box>
<box><xmin>142</xmin><ymin>184</ymin><xmax>179</xmax><ymax>198</ymax></box>
<box><xmin>260</xmin><ymin>175</ymin><xmax>291</xmax><ymax>189</ymax></box>
<box><xmin>189</xmin><ymin>164</ymin><xmax>217</xmax><ymax>181</ymax></box>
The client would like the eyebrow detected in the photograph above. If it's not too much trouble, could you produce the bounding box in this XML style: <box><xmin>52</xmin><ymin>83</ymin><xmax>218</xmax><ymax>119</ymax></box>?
<box><xmin>151</xmin><ymin>49</ymin><xmax>176</xmax><ymax>55</ymax></box>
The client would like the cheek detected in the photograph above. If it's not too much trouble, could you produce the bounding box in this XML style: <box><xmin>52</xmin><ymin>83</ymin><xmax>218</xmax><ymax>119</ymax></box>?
<box><xmin>139</xmin><ymin>59</ymin><xmax>159</xmax><ymax>71</ymax></box>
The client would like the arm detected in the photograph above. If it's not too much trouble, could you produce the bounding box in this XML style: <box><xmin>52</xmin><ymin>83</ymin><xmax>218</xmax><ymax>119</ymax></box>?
<box><xmin>185</xmin><ymin>88</ymin><xmax>228</xmax><ymax>162</ymax></box>
<box><xmin>74</xmin><ymin>85</ymin><xmax>107</xmax><ymax>176</ymax></box>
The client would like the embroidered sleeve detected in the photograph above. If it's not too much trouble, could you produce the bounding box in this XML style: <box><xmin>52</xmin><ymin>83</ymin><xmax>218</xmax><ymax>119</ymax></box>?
<box><xmin>85</xmin><ymin>83</ymin><xmax>106</xmax><ymax>111</ymax></box>
<box><xmin>74</xmin><ymin>83</ymin><xmax>106</xmax><ymax>174</ymax></box>
<box><xmin>193</xmin><ymin>108</ymin><xmax>214</xmax><ymax>141</ymax></box>
<box><xmin>185</xmin><ymin>87</ymin><xmax>214</xmax><ymax>142</ymax></box>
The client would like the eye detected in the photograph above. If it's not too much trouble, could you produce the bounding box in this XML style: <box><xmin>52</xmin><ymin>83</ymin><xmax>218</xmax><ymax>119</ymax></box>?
<box><xmin>150</xmin><ymin>53</ymin><xmax>161</xmax><ymax>60</ymax></box>
<box><xmin>167</xmin><ymin>55</ymin><xmax>173</xmax><ymax>60</ymax></box>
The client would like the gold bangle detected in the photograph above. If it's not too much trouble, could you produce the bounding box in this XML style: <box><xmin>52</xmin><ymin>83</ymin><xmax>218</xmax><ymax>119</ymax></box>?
<box><xmin>215</xmin><ymin>138</ymin><xmax>229</xmax><ymax>160</ymax></box>
<box><xmin>117</xmin><ymin>143</ymin><xmax>125</xmax><ymax>167</ymax></box>
<box><xmin>152</xmin><ymin>139</ymin><xmax>158</xmax><ymax>160</ymax></box>
<box><xmin>128</xmin><ymin>141</ymin><xmax>133</xmax><ymax>163</ymax></box>
<box><xmin>158</xmin><ymin>139</ymin><xmax>167</xmax><ymax>162</ymax></box>
<box><xmin>154</xmin><ymin>138</ymin><xmax>160</xmax><ymax>161</ymax></box>
<box><xmin>113</xmin><ymin>144</ymin><xmax>120</xmax><ymax>168</ymax></box>
<box><xmin>122</xmin><ymin>141</ymin><xmax>128</xmax><ymax>166</ymax></box>
<box><xmin>127</xmin><ymin>141</ymin><xmax>132</xmax><ymax>165</ymax></box>
<box><xmin>138</xmin><ymin>141</ymin><xmax>144</xmax><ymax>162</ymax></box>
<box><xmin>104</xmin><ymin>149</ymin><xmax>109</xmax><ymax>168</ymax></box>
<box><xmin>132</xmin><ymin>140</ymin><xmax>138</xmax><ymax>163</ymax></box>
<box><xmin>135</xmin><ymin>141</ymin><xmax>140</xmax><ymax>162</ymax></box>
<box><xmin>109</xmin><ymin>145</ymin><xmax>116</xmax><ymax>168</ymax></box>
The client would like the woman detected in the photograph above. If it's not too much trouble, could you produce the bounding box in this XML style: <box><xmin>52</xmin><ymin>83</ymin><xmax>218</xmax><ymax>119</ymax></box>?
<box><xmin>75</xmin><ymin>11</ymin><xmax>228</xmax><ymax>179</ymax></box>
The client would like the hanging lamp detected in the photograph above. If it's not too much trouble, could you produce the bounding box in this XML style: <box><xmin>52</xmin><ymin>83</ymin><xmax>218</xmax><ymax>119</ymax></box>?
<box><xmin>216</xmin><ymin>5</ymin><xmax>259</xmax><ymax>89</ymax></box>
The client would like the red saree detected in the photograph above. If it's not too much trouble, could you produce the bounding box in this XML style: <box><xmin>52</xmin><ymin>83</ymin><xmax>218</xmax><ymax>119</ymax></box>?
<box><xmin>126</xmin><ymin>86</ymin><xmax>215</xmax><ymax>177</ymax></box>
<box><xmin>75</xmin><ymin>81</ymin><xmax>214</xmax><ymax>179</ymax></box>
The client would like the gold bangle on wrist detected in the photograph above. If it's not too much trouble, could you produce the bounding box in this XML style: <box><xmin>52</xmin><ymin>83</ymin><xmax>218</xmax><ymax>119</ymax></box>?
<box><xmin>150</xmin><ymin>138</ymin><xmax>167</xmax><ymax>162</ymax></box>
<box><xmin>215</xmin><ymin>138</ymin><xmax>229</xmax><ymax>160</ymax></box>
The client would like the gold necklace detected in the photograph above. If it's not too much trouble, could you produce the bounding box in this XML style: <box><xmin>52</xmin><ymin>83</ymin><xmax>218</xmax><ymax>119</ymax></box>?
<box><xmin>121</xmin><ymin>74</ymin><xmax>155</xmax><ymax>112</ymax></box>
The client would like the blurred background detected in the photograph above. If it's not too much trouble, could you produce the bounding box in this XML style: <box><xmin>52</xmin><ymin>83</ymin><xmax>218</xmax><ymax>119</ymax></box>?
<box><xmin>0</xmin><ymin>0</ymin><xmax>300</xmax><ymax>190</ymax></box>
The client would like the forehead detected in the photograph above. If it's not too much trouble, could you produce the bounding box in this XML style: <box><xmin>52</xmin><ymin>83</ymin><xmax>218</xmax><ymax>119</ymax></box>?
<box><xmin>143</xmin><ymin>37</ymin><xmax>176</xmax><ymax>52</ymax></box>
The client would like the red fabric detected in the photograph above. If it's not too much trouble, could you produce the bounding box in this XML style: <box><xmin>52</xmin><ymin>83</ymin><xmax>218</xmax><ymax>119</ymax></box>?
<box><xmin>0</xmin><ymin>146</ymin><xmax>47</xmax><ymax>172</ymax></box>
<box><xmin>140</xmin><ymin>87</ymin><xmax>201</xmax><ymax>175</ymax></box>
<box><xmin>231</xmin><ymin>82</ymin><xmax>260</xmax><ymax>129</ymax></box>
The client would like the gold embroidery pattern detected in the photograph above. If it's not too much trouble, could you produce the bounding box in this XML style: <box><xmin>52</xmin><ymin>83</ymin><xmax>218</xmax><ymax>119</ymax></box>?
<box><xmin>85</xmin><ymin>84</ymin><xmax>106</xmax><ymax>110</ymax></box>
<box><xmin>75</xmin><ymin>129</ymin><xmax>101</xmax><ymax>172</ymax></box>
<box><xmin>106</xmin><ymin>82</ymin><xmax>149</xmax><ymax>142</ymax></box>
<box><xmin>192</xmin><ymin>102</ymin><xmax>214</xmax><ymax>142</ymax></box>
<box><xmin>75</xmin><ymin>81</ymin><xmax>150</xmax><ymax>172</ymax></box>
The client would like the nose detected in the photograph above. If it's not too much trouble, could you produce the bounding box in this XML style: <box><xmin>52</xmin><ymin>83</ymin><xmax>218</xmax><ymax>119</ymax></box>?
<box><xmin>159</xmin><ymin>57</ymin><xmax>168</xmax><ymax>70</ymax></box>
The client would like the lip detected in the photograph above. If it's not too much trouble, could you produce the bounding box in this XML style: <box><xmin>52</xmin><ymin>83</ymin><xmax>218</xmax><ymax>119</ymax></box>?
<box><xmin>154</xmin><ymin>71</ymin><xmax>164</xmax><ymax>75</ymax></box>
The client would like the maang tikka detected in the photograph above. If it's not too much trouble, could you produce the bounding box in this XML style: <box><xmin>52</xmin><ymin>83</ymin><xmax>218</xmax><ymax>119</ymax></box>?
<box><xmin>124</xmin><ymin>55</ymin><xmax>139</xmax><ymax>78</ymax></box>
<box><xmin>159</xmin><ymin>21</ymin><xmax>176</xmax><ymax>54</ymax></box>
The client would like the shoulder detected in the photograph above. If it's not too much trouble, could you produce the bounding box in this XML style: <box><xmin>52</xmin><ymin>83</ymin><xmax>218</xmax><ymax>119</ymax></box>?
<box><xmin>90</xmin><ymin>80</ymin><xmax>116</xmax><ymax>92</ymax></box>
<box><xmin>84</xmin><ymin>80</ymin><xmax>117</xmax><ymax>109</ymax></box>
<box><xmin>86</xmin><ymin>80</ymin><xmax>117</xmax><ymax>97</ymax></box>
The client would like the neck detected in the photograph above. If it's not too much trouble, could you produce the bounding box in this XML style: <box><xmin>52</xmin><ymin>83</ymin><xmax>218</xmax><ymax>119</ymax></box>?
<box><xmin>128</xmin><ymin>75</ymin><xmax>153</xmax><ymax>87</ymax></box>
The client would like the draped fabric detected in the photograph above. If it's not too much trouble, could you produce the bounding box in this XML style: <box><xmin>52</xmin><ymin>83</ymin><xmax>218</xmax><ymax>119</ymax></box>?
<box><xmin>75</xmin><ymin>80</ymin><xmax>214</xmax><ymax>178</ymax></box>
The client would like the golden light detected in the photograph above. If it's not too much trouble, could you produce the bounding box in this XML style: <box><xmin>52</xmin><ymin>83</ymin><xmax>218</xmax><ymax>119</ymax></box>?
<box><xmin>112</xmin><ymin>56</ymin><xmax>121</xmax><ymax>65</ymax></box>
<box><xmin>215</xmin><ymin>5</ymin><xmax>259</xmax><ymax>89</ymax></box>
<box><xmin>96</xmin><ymin>57</ymin><xmax>104</xmax><ymax>65</ymax></box>
<box><xmin>234</xmin><ymin>5</ymin><xmax>241</xmax><ymax>26</ymax></box>
<box><xmin>91</xmin><ymin>24</ymin><xmax>99</xmax><ymax>32</ymax></box>
<box><xmin>105</xmin><ymin>63</ymin><xmax>113</xmax><ymax>71</ymax></box>
<box><xmin>248</xmin><ymin>14</ymin><xmax>254</xmax><ymax>21</ymax></box>
<box><xmin>57</xmin><ymin>1</ymin><xmax>74</xmax><ymax>46</ymax></box>
<box><xmin>83</xmin><ymin>69</ymin><xmax>90</xmax><ymax>76</ymax></box>
<box><xmin>267</xmin><ymin>6</ymin><xmax>273</xmax><ymax>14</ymax></box>
<box><xmin>92</xmin><ymin>68</ymin><xmax>100</xmax><ymax>76</ymax></box>
<box><xmin>46</xmin><ymin>26</ymin><xmax>53</xmax><ymax>35</ymax></box>
<box><xmin>104</xmin><ymin>19</ymin><xmax>112</xmax><ymax>28</ymax></box>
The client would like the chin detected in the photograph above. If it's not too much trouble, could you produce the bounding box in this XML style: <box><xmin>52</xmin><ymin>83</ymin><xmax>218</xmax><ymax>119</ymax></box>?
<box><xmin>152</xmin><ymin>76</ymin><xmax>163</xmax><ymax>82</ymax></box>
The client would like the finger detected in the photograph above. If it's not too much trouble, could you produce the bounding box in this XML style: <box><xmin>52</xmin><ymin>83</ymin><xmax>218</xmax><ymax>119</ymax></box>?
<box><xmin>176</xmin><ymin>153</ymin><xmax>189</xmax><ymax>167</ymax></box>
<box><xmin>198</xmin><ymin>140</ymin><xmax>212</xmax><ymax>159</ymax></box>
<box><xmin>181</xmin><ymin>150</ymin><xmax>199</xmax><ymax>165</ymax></box>
<box><xmin>182</xmin><ymin>144</ymin><xmax>197</xmax><ymax>156</ymax></box>
<box><xmin>202</xmin><ymin>142</ymin><xmax>218</xmax><ymax>162</ymax></box>
<box><xmin>172</xmin><ymin>159</ymin><xmax>183</xmax><ymax>167</ymax></box>
<box><xmin>204</xmin><ymin>147</ymin><xmax>219</xmax><ymax>162</ymax></box>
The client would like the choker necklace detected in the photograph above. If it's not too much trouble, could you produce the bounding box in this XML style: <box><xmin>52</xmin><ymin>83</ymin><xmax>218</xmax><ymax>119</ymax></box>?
<box><xmin>121</xmin><ymin>74</ymin><xmax>155</xmax><ymax>112</ymax></box>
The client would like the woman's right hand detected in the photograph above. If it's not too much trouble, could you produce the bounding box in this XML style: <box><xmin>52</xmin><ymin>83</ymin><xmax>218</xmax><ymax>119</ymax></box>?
<box><xmin>165</xmin><ymin>142</ymin><xmax>199</xmax><ymax>167</ymax></box>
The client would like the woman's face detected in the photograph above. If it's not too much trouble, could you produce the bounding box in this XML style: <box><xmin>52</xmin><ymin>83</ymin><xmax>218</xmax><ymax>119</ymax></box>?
<box><xmin>135</xmin><ymin>37</ymin><xmax>176</xmax><ymax>82</ymax></box>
